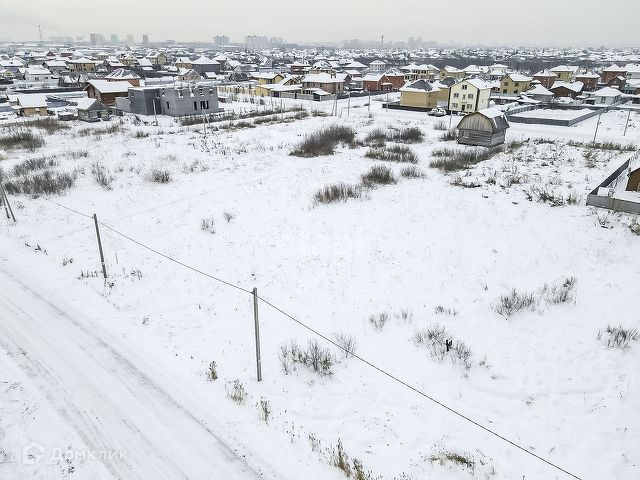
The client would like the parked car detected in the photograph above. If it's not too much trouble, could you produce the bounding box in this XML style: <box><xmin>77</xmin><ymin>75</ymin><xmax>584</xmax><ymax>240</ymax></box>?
<box><xmin>429</xmin><ymin>107</ymin><xmax>446</xmax><ymax>117</ymax></box>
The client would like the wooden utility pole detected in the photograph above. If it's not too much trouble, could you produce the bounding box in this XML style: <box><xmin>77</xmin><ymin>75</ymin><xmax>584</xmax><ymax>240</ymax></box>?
<box><xmin>1</xmin><ymin>186</ymin><xmax>15</xmax><ymax>222</ymax></box>
<box><xmin>347</xmin><ymin>92</ymin><xmax>351</xmax><ymax>117</ymax></box>
<box><xmin>592</xmin><ymin>113</ymin><xmax>602</xmax><ymax>143</ymax></box>
<box><xmin>92</xmin><ymin>214</ymin><xmax>107</xmax><ymax>279</ymax></box>
<box><xmin>368</xmin><ymin>90</ymin><xmax>371</xmax><ymax>114</ymax></box>
<box><xmin>252</xmin><ymin>287</ymin><xmax>262</xmax><ymax>382</ymax></box>
<box><xmin>623</xmin><ymin>109</ymin><xmax>631</xmax><ymax>136</ymax></box>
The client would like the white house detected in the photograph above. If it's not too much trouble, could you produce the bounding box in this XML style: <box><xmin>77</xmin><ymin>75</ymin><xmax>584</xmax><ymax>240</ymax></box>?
<box><xmin>369</xmin><ymin>60</ymin><xmax>386</xmax><ymax>72</ymax></box>
<box><xmin>449</xmin><ymin>78</ymin><xmax>492</xmax><ymax>113</ymax></box>
<box><xmin>591</xmin><ymin>86</ymin><xmax>622</xmax><ymax>105</ymax></box>
<box><xmin>24</xmin><ymin>67</ymin><xmax>55</xmax><ymax>83</ymax></box>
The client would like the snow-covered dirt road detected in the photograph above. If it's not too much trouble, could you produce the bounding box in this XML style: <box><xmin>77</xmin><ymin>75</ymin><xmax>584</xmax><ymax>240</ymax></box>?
<box><xmin>0</xmin><ymin>261</ymin><xmax>269</xmax><ymax>480</ymax></box>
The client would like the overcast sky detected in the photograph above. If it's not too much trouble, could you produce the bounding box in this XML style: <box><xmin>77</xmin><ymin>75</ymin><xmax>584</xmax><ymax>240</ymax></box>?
<box><xmin>1</xmin><ymin>0</ymin><xmax>638</xmax><ymax>47</ymax></box>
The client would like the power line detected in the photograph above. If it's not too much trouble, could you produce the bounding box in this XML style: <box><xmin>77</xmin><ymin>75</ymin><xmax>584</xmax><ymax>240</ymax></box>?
<box><xmin>96</xmin><ymin>220</ymin><xmax>252</xmax><ymax>295</ymax></box>
<box><xmin>257</xmin><ymin>294</ymin><xmax>582</xmax><ymax>480</ymax></box>
<box><xmin>39</xmin><ymin>197</ymin><xmax>582</xmax><ymax>480</ymax></box>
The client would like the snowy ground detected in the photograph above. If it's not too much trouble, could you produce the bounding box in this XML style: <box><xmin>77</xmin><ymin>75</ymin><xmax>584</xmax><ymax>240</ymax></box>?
<box><xmin>1</xmin><ymin>96</ymin><xmax>639</xmax><ymax>480</ymax></box>
<box><xmin>510</xmin><ymin>107</ymin><xmax>597</xmax><ymax>121</ymax></box>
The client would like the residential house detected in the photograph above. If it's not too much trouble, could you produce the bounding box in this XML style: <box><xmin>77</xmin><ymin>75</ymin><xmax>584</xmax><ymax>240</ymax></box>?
<box><xmin>399</xmin><ymin>79</ymin><xmax>450</xmax><ymax>109</ymax></box>
<box><xmin>590</xmin><ymin>86</ymin><xmax>622</xmax><ymax>105</ymax></box>
<box><xmin>74</xmin><ymin>97</ymin><xmax>109</xmax><ymax>122</ymax></box>
<box><xmin>601</xmin><ymin>64</ymin><xmax>627</xmax><ymax>83</ymax></box>
<box><xmin>174</xmin><ymin>57</ymin><xmax>192</xmax><ymax>69</ymax></box>
<box><xmin>254</xmin><ymin>77</ymin><xmax>301</xmax><ymax>97</ymax></box>
<box><xmin>369</xmin><ymin>60</ymin><xmax>386</xmax><ymax>72</ymax></box>
<box><xmin>550</xmin><ymin>65</ymin><xmax>579</xmax><ymax>82</ymax></box>
<box><xmin>176</xmin><ymin>69</ymin><xmax>202</xmax><ymax>82</ymax></box>
<box><xmin>533</xmin><ymin>69</ymin><xmax>557</xmax><ymax>89</ymax></box>
<box><xmin>43</xmin><ymin>60</ymin><xmax>68</xmax><ymax>75</ymax></box>
<box><xmin>119</xmin><ymin>85</ymin><xmax>221</xmax><ymax>117</ymax></box>
<box><xmin>627</xmin><ymin>165</ymin><xmax>640</xmax><ymax>192</ymax></box>
<box><xmin>146</xmin><ymin>51</ymin><xmax>168</xmax><ymax>66</ymax></box>
<box><xmin>68</xmin><ymin>57</ymin><xmax>96</xmax><ymax>73</ymax></box>
<box><xmin>449</xmin><ymin>78</ymin><xmax>492</xmax><ymax>113</ymax></box>
<box><xmin>625</xmin><ymin>64</ymin><xmax>640</xmax><ymax>81</ymax></box>
<box><xmin>439</xmin><ymin>66</ymin><xmax>465</xmax><ymax>81</ymax></box>
<box><xmin>289</xmin><ymin>61</ymin><xmax>310</xmax><ymax>74</ymax></box>
<box><xmin>85</xmin><ymin>79</ymin><xmax>131</xmax><ymax>106</ymax></box>
<box><xmin>457</xmin><ymin>107</ymin><xmax>509</xmax><ymax>147</ymax></box>
<box><xmin>120</xmin><ymin>53</ymin><xmax>138</xmax><ymax>67</ymax></box>
<box><xmin>105</xmin><ymin>68</ymin><xmax>141</xmax><ymax>86</ymax></box>
<box><xmin>16</xmin><ymin>93</ymin><xmax>48</xmax><ymax>116</ymax></box>
<box><xmin>401</xmin><ymin>63</ymin><xmax>438</xmax><ymax>81</ymax></box>
<box><xmin>362</xmin><ymin>69</ymin><xmax>405</xmax><ymax>91</ymax></box>
<box><xmin>574</xmin><ymin>72</ymin><xmax>600</xmax><ymax>91</ymax></box>
<box><xmin>549</xmin><ymin>81</ymin><xmax>583</xmax><ymax>98</ymax></box>
<box><xmin>191</xmin><ymin>56</ymin><xmax>221</xmax><ymax>75</ymax></box>
<box><xmin>301</xmin><ymin>73</ymin><xmax>346</xmax><ymax>95</ymax></box>
<box><xmin>252</xmin><ymin>72</ymin><xmax>285</xmax><ymax>85</ymax></box>
<box><xmin>24</xmin><ymin>67</ymin><xmax>55</xmax><ymax>83</ymax></box>
<box><xmin>524</xmin><ymin>84</ymin><xmax>554</xmax><ymax>103</ymax></box>
<box><xmin>499</xmin><ymin>74</ymin><xmax>532</xmax><ymax>95</ymax></box>
<box><xmin>606</xmin><ymin>76</ymin><xmax>626</xmax><ymax>91</ymax></box>
<box><xmin>0</xmin><ymin>69</ymin><xmax>15</xmax><ymax>81</ymax></box>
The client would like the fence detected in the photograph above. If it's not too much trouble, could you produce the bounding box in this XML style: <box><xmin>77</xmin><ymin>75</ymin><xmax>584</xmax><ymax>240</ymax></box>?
<box><xmin>586</xmin><ymin>149</ymin><xmax>640</xmax><ymax>214</ymax></box>
<box><xmin>506</xmin><ymin>99</ymin><xmax>629</xmax><ymax>127</ymax></box>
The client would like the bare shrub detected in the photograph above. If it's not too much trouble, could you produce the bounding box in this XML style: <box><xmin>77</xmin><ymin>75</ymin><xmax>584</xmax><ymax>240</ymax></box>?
<box><xmin>389</xmin><ymin>127</ymin><xmax>423</xmax><ymax>144</ymax></box>
<box><xmin>400</xmin><ymin>166</ymin><xmax>426</xmax><ymax>178</ymax></box>
<box><xmin>200</xmin><ymin>217</ymin><xmax>216</xmax><ymax>233</ymax></box>
<box><xmin>0</xmin><ymin>129</ymin><xmax>45</xmax><ymax>151</ymax></box>
<box><xmin>630</xmin><ymin>218</ymin><xmax>640</xmax><ymax>236</ymax></box>
<box><xmin>494</xmin><ymin>289</ymin><xmax>536</xmax><ymax>317</ymax></box>
<box><xmin>397</xmin><ymin>308</ymin><xmax>413</xmax><ymax>323</ymax></box>
<box><xmin>90</xmin><ymin>162</ymin><xmax>114</xmax><ymax>190</ymax></box>
<box><xmin>150</xmin><ymin>168</ymin><xmax>171</xmax><ymax>183</ymax></box>
<box><xmin>433</xmin><ymin>121</ymin><xmax>447</xmax><ymax>131</ymax></box>
<box><xmin>19</xmin><ymin>117</ymin><xmax>70</xmax><ymax>133</ymax></box>
<box><xmin>259</xmin><ymin>398</ymin><xmax>270</xmax><ymax>423</ymax></box>
<box><xmin>414</xmin><ymin>324</ymin><xmax>473</xmax><ymax>369</ymax></box>
<box><xmin>4</xmin><ymin>170</ymin><xmax>75</xmax><ymax>196</ymax></box>
<box><xmin>12</xmin><ymin>156</ymin><xmax>56</xmax><ymax>176</ymax></box>
<box><xmin>365</xmin><ymin>145</ymin><xmax>418</xmax><ymax>163</ymax></box>
<box><xmin>279</xmin><ymin>339</ymin><xmax>334</xmax><ymax>376</ymax></box>
<box><xmin>428</xmin><ymin>449</ymin><xmax>475</xmax><ymax>472</ymax></box>
<box><xmin>450</xmin><ymin>174</ymin><xmax>482</xmax><ymax>188</ymax></box>
<box><xmin>524</xmin><ymin>186</ymin><xmax>566</xmax><ymax>206</ymax></box>
<box><xmin>226</xmin><ymin>379</ymin><xmax>247</xmax><ymax>404</ymax></box>
<box><xmin>439</xmin><ymin>129</ymin><xmax>457</xmax><ymax>141</ymax></box>
<box><xmin>430</xmin><ymin>147</ymin><xmax>502</xmax><ymax>171</ymax></box>
<box><xmin>133</xmin><ymin>130</ymin><xmax>149</xmax><ymax>138</ymax></box>
<box><xmin>364</xmin><ymin>128</ymin><xmax>387</xmax><ymax>147</ymax></box>
<box><xmin>290</xmin><ymin>125</ymin><xmax>356</xmax><ymax>157</ymax></box>
<box><xmin>314</xmin><ymin>183</ymin><xmax>362</xmax><ymax>204</ymax></box>
<box><xmin>368</xmin><ymin>312</ymin><xmax>389</xmax><ymax>330</ymax></box>
<box><xmin>333</xmin><ymin>332</ymin><xmax>357</xmax><ymax>358</ymax></box>
<box><xmin>361</xmin><ymin>165</ymin><xmax>397</xmax><ymax>187</ymax></box>
<box><xmin>207</xmin><ymin>361</ymin><xmax>217</xmax><ymax>381</ymax></box>
<box><xmin>598</xmin><ymin>326</ymin><xmax>638</xmax><ymax>349</ymax></box>
<box><xmin>434</xmin><ymin>305</ymin><xmax>458</xmax><ymax>316</ymax></box>
<box><xmin>540</xmin><ymin>276</ymin><xmax>577</xmax><ymax>304</ymax></box>
<box><xmin>223</xmin><ymin>211</ymin><xmax>235</xmax><ymax>223</ymax></box>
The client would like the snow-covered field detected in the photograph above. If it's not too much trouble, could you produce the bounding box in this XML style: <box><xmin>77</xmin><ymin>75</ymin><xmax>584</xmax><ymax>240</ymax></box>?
<box><xmin>1</xmin><ymin>97</ymin><xmax>639</xmax><ymax>480</ymax></box>
<box><xmin>510</xmin><ymin>107</ymin><xmax>594</xmax><ymax>121</ymax></box>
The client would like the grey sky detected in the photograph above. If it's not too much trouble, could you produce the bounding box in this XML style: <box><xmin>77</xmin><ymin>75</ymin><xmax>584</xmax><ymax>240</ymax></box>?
<box><xmin>0</xmin><ymin>0</ymin><xmax>638</xmax><ymax>46</ymax></box>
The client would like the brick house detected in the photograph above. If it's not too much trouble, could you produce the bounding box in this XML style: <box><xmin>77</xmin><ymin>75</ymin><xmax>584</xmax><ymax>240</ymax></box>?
<box><xmin>601</xmin><ymin>64</ymin><xmax>627</xmax><ymax>84</ymax></box>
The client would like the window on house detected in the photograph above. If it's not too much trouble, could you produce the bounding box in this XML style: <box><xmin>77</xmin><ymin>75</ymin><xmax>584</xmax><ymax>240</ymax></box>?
<box><xmin>468</xmin><ymin>93</ymin><xmax>474</xmax><ymax>99</ymax></box>
<box><xmin>166</xmin><ymin>101</ymin><xmax>169</xmax><ymax>109</ymax></box>
<box><xmin>453</xmin><ymin>93</ymin><xmax>459</xmax><ymax>98</ymax></box>
<box><xmin>178</xmin><ymin>89</ymin><xmax>183</xmax><ymax>98</ymax></box>
<box><xmin>194</xmin><ymin>101</ymin><xmax>198</xmax><ymax>111</ymax></box>
<box><xmin>467</xmin><ymin>104</ymin><xmax>473</xmax><ymax>110</ymax></box>
<box><xmin>462</xmin><ymin>84</ymin><xmax>468</xmax><ymax>90</ymax></box>
<box><xmin>452</xmin><ymin>103</ymin><xmax>458</xmax><ymax>108</ymax></box>
<box><xmin>503</xmin><ymin>89</ymin><xmax>507</xmax><ymax>93</ymax></box>
<box><xmin>504</xmin><ymin>82</ymin><xmax>509</xmax><ymax>86</ymax></box>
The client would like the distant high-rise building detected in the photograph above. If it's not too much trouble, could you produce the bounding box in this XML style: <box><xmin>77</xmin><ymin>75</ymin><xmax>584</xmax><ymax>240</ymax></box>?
<box><xmin>126</xmin><ymin>34</ymin><xmax>134</xmax><ymax>44</ymax></box>
<box><xmin>110</xmin><ymin>34</ymin><xmax>119</xmax><ymax>44</ymax></box>
<box><xmin>245</xmin><ymin>35</ymin><xmax>268</xmax><ymax>51</ymax></box>
<box><xmin>90</xmin><ymin>33</ymin><xmax>104</xmax><ymax>46</ymax></box>
<box><xmin>213</xmin><ymin>35</ymin><xmax>230</xmax><ymax>47</ymax></box>
<box><xmin>142</xmin><ymin>34</ymin><xmax>149</xmax><ymax>45</ymax></box>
